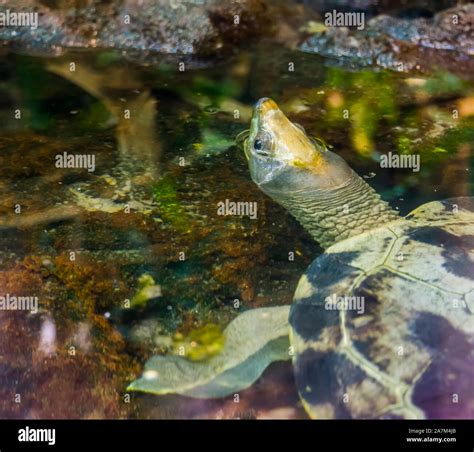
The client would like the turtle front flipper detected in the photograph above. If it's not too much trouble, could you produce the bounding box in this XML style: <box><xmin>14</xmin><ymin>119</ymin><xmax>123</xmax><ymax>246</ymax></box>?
<box><xmin>128</xmin><ymin>306</ymin><xmax>291</xmax><ymax>398</ymax></box>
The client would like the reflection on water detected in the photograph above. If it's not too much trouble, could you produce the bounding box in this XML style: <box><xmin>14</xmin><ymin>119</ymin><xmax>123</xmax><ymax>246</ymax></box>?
<box><xmin>0</xmin><ymin>37</ymin><xmax>473</xmax><ymax>418</ymax></box>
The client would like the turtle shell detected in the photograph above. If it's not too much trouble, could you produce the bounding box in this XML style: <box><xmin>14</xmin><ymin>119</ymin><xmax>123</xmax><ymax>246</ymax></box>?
<box><xmin>289</xmin><ymin>197</ymin><xmax>474</xmax><ymax>419</ymax></box>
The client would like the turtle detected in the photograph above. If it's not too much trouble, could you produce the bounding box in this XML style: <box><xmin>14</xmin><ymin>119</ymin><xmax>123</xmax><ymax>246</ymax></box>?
<box><xmin>129</xmin><ymin>98</ymin><xmax>474</xmax><ymax>419</ymax></box>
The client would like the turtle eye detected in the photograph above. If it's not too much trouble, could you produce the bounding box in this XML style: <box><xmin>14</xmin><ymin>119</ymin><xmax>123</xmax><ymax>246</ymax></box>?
<box><xmin>252</xmin><ymin>132</ymin><xmax>273</xmax><ymax>157</ymax></box>
<box><xmin>254</xmin><ymin>139</ymin><xmax>263</xmax><ymax>151</ymax></box>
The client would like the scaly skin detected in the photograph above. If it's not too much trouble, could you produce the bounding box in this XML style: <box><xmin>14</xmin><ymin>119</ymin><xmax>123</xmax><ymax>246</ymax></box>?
<box><xmin>272</xmin><ymin>173</ymin><xmax>399</xmax><ymax>249</ymax></box>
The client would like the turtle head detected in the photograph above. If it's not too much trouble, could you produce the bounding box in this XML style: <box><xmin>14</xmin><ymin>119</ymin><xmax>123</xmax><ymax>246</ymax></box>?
<box><xmin>244</xmin><ymin>98</ymin><xmax>354</xmax><ymax>196</ymax></box>
<box><xmin>242</xmin><ymin>98</ymin><xmax>399</xmax><ymax>249</ymax></box>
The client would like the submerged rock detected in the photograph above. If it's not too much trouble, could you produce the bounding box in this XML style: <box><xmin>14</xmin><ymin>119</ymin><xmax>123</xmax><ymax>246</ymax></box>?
<box><xmin>0</xmin><ymin>0</ymin><xmax>271</xmax><ymax>66</ymax></box>
<box><xmin>302</xmin><ymin>0</ymin><xmax>459</xmax><ymax>18</ymax></box>
<box><xmin>300</xmin><ymin>4</ymin><xmax>474</xmax><ymax>76</ymax></box>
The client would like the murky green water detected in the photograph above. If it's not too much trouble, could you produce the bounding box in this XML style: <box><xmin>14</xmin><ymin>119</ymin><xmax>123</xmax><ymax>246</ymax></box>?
<box><xmin>0</xmin><ymin>41</ymin><xmax>473</xmax><ymax>419</ymax></box>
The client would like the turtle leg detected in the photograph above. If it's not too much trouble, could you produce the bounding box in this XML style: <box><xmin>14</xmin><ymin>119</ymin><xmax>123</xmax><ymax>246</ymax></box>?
<box><xmin>128</xmin><ymin>306</ymin><xmax>291</xmax><ymax>399</ymax></box>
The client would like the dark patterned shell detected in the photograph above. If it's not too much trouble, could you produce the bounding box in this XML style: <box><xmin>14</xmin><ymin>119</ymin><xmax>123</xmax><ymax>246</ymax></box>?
<box><xmin>290</xmin><ymin>197</ymin><xmax>474</xmax><ymax>419</ymax></box>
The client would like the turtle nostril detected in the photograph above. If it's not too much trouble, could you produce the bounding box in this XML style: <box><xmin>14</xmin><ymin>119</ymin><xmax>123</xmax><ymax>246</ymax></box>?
<box><xmin>256</xmin><ymin>98</ymin><xmax>278</xmax><ymax>114</ymax></box>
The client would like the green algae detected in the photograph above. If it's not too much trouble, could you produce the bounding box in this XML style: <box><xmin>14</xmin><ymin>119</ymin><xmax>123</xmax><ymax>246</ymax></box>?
<box><xmin>172</xmin><ymin>323</ymin><xmax>225</xmax><ymax>362</ymax></box>
<box><xmin>153</xmin><ymin>175</ymin><xmax>191</xmax><ymax>232</ymax></box>
<box><xmin>130</xmin><ymin>274</ymin><xmax>162</xmax><ymax>309</ymax></box>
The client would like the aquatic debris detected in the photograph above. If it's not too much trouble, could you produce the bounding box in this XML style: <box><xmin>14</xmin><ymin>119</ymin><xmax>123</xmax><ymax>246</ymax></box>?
<box><xmin>0</xmin><ymin>205</ymin><xmax>81</xmax><ymax>230</ymax></box>
<box><xmin>153</xmin><ymin>175</ymin><xmax>191</xmax><ymax>231</ymax></box>
<box><xmin>299</xmin><ymin>21</ymin><xmax>327</xmax><ymax>34</ymax></box>
<box><xmin>128</xmin><ymin>307</ymin><xmax>290</xmax><ymax>398</ymax></box>
<box><xmin>172</xmin><ymin>324</ymin><xmax>225</xmax><ymax>362</ymax></box>
<box><xmin>192</xmin><ymin>129</ymin><xmax>235</xmax><ymax>157</ymax></box>
<box><xmin>37</xmin><ymin>316</ymin><xmax>57</xmax><ymax>356</ymax></box>
<box><xmin>69</xmin><ymin>181</ymin><xmax>155</xmax><ymax>214</ymax></box>
<box><xmin>130</xmin><ymin>274</ymin><xmax>162</xmax><ymax>309</ymax></box>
